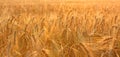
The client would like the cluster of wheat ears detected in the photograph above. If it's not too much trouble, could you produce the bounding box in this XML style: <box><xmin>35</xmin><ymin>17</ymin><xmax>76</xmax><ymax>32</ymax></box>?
<box><xmin>0</xmin><ymin>2</ymin><xmax>120</xmax><ymax>57</ymax></box>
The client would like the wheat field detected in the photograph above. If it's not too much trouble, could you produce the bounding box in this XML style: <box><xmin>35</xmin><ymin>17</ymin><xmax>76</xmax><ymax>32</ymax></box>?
<box><xmin>0</xmin><ymin>0</ymin><xmax>120</xmax><ymax>57</ymax></box>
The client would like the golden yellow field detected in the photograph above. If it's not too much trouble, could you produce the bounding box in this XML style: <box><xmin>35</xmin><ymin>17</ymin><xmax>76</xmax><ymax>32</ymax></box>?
<box><xmin>0</xmin><ymin>0</ymin><xmax>120</xmax><ymax>57</ymax></box>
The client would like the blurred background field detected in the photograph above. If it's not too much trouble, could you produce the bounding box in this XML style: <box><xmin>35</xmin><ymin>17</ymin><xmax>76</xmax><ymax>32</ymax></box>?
<box><xmin>0</xmin><ymin>0</ymin><xmax>120</xmax><ymax>57</ymax></box>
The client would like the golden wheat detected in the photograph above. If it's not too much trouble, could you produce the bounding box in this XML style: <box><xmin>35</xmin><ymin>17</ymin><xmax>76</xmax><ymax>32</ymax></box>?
<box><xmin>0</xmin><ymin>1</ymin><xmax>120</xmax><ymax>57</ymax></box>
